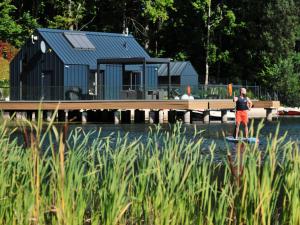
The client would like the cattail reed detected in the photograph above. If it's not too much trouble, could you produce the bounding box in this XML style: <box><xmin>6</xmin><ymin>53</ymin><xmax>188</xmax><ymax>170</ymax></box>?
<box><xmin>0</xmin><ymin>112</ymin><xmax>299</xmax><ymax>224</ymax></box>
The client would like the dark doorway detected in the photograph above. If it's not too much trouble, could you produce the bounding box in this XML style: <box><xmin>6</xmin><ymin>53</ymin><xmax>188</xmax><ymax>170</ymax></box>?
<box><xmin>89</xmin><ymin>70</ymin><xmax>104</xmax><ymax>100</ymax></box>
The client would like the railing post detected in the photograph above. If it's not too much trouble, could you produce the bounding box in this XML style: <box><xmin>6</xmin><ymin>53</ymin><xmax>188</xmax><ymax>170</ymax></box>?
<box><xmin>20</xmin><ymin>82</ymin><xmax>22</xmax><ymax>100</ymax></box>
<box><xmin>167</xmin><ymin>62</ymin><xmax>171</xmax><ymax>99</ymax></box>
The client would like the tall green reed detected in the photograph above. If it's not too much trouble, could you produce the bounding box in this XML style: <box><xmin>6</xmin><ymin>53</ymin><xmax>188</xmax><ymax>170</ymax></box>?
<box><xmin>0</xmin><ymin>111</ymin><xmax>299</xmax><ymax>224</ymax></box>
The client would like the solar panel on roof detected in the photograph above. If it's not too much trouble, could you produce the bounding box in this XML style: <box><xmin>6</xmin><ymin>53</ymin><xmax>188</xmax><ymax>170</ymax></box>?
<box><xmin>64</xmin><ymin>32</ymin><xmax>95</xmax><ymax>50</ymax></box>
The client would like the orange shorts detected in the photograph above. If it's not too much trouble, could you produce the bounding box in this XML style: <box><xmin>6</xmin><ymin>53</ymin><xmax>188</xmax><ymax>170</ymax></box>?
<box><xmin>236</xmin><ymin>110</ymin><xmax>248</xmax><ymax>124</ymax></box>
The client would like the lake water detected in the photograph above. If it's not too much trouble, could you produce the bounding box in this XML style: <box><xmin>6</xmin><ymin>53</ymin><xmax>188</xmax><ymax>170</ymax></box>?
<box><xmin>11</xmin><ymin>117</ymin><xmax>299</xmax><ymax>160</ymax></box>
<box><xmin>68</xmin><ymin>117</ymin><xmax>300</xmax><ymax>151</ymax></box>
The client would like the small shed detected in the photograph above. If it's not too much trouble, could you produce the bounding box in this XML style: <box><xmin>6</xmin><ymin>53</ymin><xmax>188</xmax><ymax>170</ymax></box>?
<box><xmin>157</xmin><ymin>61</ymin><xmax>198</xmax><ymax>87</ymax></box>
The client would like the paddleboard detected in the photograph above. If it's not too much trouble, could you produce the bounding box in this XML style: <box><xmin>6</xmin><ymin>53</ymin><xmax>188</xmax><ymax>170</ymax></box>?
<box><xmin>226</xmin><ymin>136</ymin><xmax>258</xmax><ymax>143</ymax></box>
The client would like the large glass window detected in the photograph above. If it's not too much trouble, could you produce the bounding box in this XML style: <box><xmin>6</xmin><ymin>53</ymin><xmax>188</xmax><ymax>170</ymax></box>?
<box><xmin>123</xmin><ymin>71</ymin><xmax>141</xmax><ymax>90</ymax></box>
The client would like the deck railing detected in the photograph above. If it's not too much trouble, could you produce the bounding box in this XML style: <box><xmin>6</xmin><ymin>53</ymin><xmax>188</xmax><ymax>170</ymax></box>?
<box><xmin>1</xmin><ymin>84</ymin><xmax>278</xmax><ymax>101</ymax></box>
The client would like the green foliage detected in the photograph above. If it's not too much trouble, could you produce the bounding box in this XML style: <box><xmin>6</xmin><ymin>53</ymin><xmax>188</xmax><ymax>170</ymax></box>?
<box><xmin>1</xmin><ymin>0</ymin><xmax>300</xmax><ymax>105</ymax></box>
<box><xmin>192</xmin><ymin>0</ymin><xmax>241</xmax><ymax>65</ymax></box>
<box><xmin>0</xmin><ymin>0</ymin><xmax>38</xmax><ymax>47</ymax></box>
<box><xmin>19</xmin><ymin>12</ymin><xmax>39</xmax><ymax>36</ymax></box>
<box><xmin>173</xmin><ymin>51</ymin><xmax>188</xmax><ymax>61</ymax></box>
<box><xmin>141</xmin><ymin>0</ymin><xmax>174</xmax><ymax>22</ymax></box>
<box><xmin>48</xmin><ymin>0</ymin><xmax>86</xmax><ymax>30</ymax></box>
<box><xmin>260</xmin><ymin>53</ymin><xmax>300</xmax><ymax>106</ymax></box>
<box><xmin>0</xmin><ymin>0</ymin><xmax>22</xmax><ymax>46</ymax></box>
<box><xmin>261</xmin><ymin>0</ymin><xmax>299</xmax><ymax>60</ymax></box>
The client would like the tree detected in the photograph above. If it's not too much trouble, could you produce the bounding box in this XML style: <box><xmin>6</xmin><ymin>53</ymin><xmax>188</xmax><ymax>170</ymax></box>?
<box><xmin>0</xmin><ymin>0</ymin><xmax>22</xmax><ymax>46</ymax></box>
<box><xmin>192</xmin><ymin>0</ymin><xmax>240</xmax><ymax>85</ymax></box>
<box><xmin>0</xmin><ymin>0</ymin><xmax>38</xmax><ymax>47</ymax></box>
<box><xmin>260</xmin><ymin>53</ymin><xmax>300</xmax><ymax>106</ymax></box>
<box><xmin>140</xmin><ymin>0</ymin><xmax>174</xmax><ymax>53</ymax></box>
<box><xmin>258</xmin><ymin>0</ymin><xmax>300</xmax><ymax>105</ymax></box>
<box><xmin>48</xmin><ymin>0</ymin><xmax>86</xmax><ymax>30</ymax></box>
<box><xmin>261</xmin><ymin>0</ymin><xmax>299</xmax><ymax>62</ymax></box>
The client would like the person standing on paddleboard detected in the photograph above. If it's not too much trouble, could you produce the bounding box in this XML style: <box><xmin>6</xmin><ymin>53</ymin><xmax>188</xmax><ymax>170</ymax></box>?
<box><xmin>233</xmin><ymin>88</ymin><xmax>253</xmax><ymax>139</ymax></box>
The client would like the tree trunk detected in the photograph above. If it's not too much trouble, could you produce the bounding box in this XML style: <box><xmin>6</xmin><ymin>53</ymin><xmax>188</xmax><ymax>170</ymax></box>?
<box><xmin>205</xmin><ymin>0</ymin><xmax>211</xmax><ymax>86</ymax></box>
<box><xmin>68</xmin><ymin>0</ymin><xmax>74</xmax><ymax>30</ymax></box>
<box><xmin>122</xmin><ymin>1</ymin><xmax>127</xmax><ymax>34</ymax></box>
<box><xmin>217</xmin><ymin>34</ymin><xmax>222</xmax><ymax>83</ymax></box>
<box><xmin>144</xmin><ymin>24</ymin><xmax>150</xmax><ymax>50</ymax></box>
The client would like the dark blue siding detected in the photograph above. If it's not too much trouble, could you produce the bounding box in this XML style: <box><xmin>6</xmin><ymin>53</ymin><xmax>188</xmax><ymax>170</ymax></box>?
<box><xmin>157</xmin><ymin>61</ymin><xmax>199</xmax><ymax>88</ymax></box>
<box><xmin>145</xmin><ymin>66</ymin><xmax>158</xmax><ymax>89</ymax></box>
<box><xmin>181</xmin><ymin>75</ymin><xmax>198</xmax><ymax>86</ymax></box>
<box><xmin>10</xmin><ymin>32</ymin><xmax>64</xmax><ymax>100</ymax></box>
<box><xmin>181</xmin><ymin>62</ymin><xmax>199</xmax><ymax>86</ymax></box>
<box><xmin>104</xmin><ymin>65</ymin><xmax>122</xmax><ymax>100</ymax></box>
<box><xmin>64</xmin><ymin>64</ymin><xmax>88</xmax><ymax>100</ymax></box>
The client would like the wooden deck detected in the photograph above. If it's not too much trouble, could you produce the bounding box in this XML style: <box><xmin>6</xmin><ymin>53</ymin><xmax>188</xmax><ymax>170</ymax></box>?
<box><xmin>0</xmin><ymin>100</ymin><xmax>280</xmax><ymax>111</ymax></box>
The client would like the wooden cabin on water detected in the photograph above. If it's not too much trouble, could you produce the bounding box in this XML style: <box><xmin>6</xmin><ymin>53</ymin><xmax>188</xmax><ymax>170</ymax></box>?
<box><xmin>10</xmin><ymin>28</ymin><xmax>199</xmax><ymax>101</ymax></box>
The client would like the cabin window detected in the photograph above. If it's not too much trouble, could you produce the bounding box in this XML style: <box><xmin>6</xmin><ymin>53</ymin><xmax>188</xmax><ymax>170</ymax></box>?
<box><xmin>158</xmin><ymin>75</ymin><xmax>180</xmax><ymax>86</ymax></box>
<box><xmin>123</xmin><ymin>71</ymin><xmax>141</xmax><ymax>90</ymax></box>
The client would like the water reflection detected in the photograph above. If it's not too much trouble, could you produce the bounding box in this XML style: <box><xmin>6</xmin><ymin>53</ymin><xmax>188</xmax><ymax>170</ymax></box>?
<box><xmin>10</xmin><ymin>117</ymin><xmax>300</xmax><ymax>159</ymax></box>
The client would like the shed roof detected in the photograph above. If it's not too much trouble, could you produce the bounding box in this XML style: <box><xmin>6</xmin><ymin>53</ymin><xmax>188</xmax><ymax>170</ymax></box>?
<box><xmin>37</xmin><ymin>28</ymin><xmax>150</xmax><ymax>70</ymax></box>
<box><xmin>158</xmin><ymin>61</ymin><xmax>197</xmax><ymax>76</ymax></box>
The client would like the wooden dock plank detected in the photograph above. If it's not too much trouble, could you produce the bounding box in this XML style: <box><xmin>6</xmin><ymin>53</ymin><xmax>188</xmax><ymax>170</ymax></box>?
<box><xmin>188</xmin><ymin>100</ymin><xmax>209</xmax><ymax>110</ymax></box>
<box><xmin>0</xmin><ymin>100</ymin><xmax>200</xmax><ymax>110</ymax></box>
<box><xmin>209</xmin><ymin>100</ymin><xmax>235</xmax><ymax>110</ymax></box>
<box><xmin>0</xmin><ymin>100</ymin><xmax>280</xmax><ymax>111</ymax></box>
<box><xmin>252</xmin><ymin>100</ymin><xmax>280</xmax><ymax>108</ymax></box>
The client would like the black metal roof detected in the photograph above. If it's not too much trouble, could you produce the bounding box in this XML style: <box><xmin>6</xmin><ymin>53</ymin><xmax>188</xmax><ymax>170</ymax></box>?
<box><xmin>38</xmin><ymin>28</ymin><xmax>150</xmax><ymax>69</ymax></box>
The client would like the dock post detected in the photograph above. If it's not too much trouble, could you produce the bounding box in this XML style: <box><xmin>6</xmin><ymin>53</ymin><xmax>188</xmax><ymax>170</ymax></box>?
<box><xmin>82</xmin><ymin>111</ymin><xmax>87</xmax><ymax>123</ymax></box>
<box><xmin>266</xmin><ymin>108</ymin><xmax>273</xmax><ymax>121</ymax></box>
<box><xmin>47</xmin><ymin>111</ymin><xmax>52</xmax><ymax>122</ymax></box>
<box><xmin>31</xmin><ymin>111</ymin><xmax>36</xmax><ymax>122</ymax></box>
<box><xmin>114</xmin><ymin>110</ymin><xmax>121</xmax><ymax>124</ymax></box>
<box><xmin>203</xmin><ymin>110</ymin><xmax>210</xmax><ymax>123</ymax></box>
<box><xmin>16</xmin><ymin>112</ymin><xmax>26</xmax><ymax>120</ymax></box>
<box><xmin>168</xmin><ymin>110</ymin><xmax>176</xmax><ymax>123</ymax></box>
<box><xmin>3</xmin><ymin>111</ymin><xmax>10</xmax><ymax>120</ymax></box>
<box><xmin>184</xmin><ymin>110</ymin><xmax>191</xmax><ymax>124</ymax></box>
<box><xmin>144</xmin><ymin>109</ymin><xmax>150</xmax><ymax>122</ymax></box>
<box><xmin>163</xmin><ymin>110</ymin><xmax>168</xmax><ymax>123</ymax></box>
<box><xmin>22</xmin><ymin>112</ymin><xmax>27</xmax><ymax>120</ymax></box>
<box><xmin>159</xmin><ymin>110</ymin><xmax>164</xmax><ymax>124</ymax></box>
<box><xmin>221</xmin><ymin>110</ymin><xmax>228</xmax><ymax>123</ymax></box>
<box><xmin>65</xmin><ymin>110</ymin><xmax>69</xmax><ymax>122</ymax></box>
<box><xmin>121</xmin><ymin>110</ymin><xmax>130</xmax><ymax>123</ymax></box>
<box><xmin>130</xmin><ymin>109</ymin><xmax>134</xmax><ymax>123</ymax></box>
<box><xmin>16</xmin><ymin>112</ymin><xmax>21</xmax><ymax>120</ymax></box>
<box><xmin>149</xmin><ymin>111</ymin><xmax>155</xmax><ymax>124</ymax></box>
<box><xmin>134</xmin><ymin>109</ymin><xmax>145</xmax><ymax>123</ymax></box>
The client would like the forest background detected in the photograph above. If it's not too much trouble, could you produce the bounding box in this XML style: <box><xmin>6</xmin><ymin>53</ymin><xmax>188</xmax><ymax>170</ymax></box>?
<box><xmin>0</xmin><ymin>0</ymin><xmax>299</xmax><ymax>105</ymax></box>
